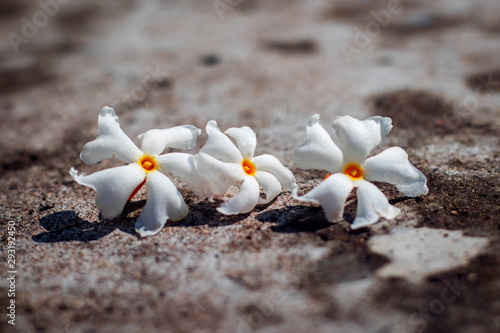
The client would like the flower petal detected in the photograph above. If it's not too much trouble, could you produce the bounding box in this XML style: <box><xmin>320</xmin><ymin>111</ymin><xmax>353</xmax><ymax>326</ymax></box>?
<box><xmin>255</xmin><ymin>171</ymin><xmax>281</xmax><ymax>204</ymax></box>
<box><xmin>135</xmin><ymin>171</ymin><xmax>188</xmax><ymax>237</ymax></box>
<box><xmin>217</xmin><ymin>175</ymin><xmax>260</xmax><ymax>215</ymax></box>
<box><xmin>80</xmin><ymin>106</ymin><xmax>143</xmax><ymax>164</ymax></box>
<box><xmin>293</xmin><ymin>173</ymin><xmax>353</xmax><ymax>222</ymax></box>
<box><xmin>293</xmin><ymin>114</ymin><xmax>343</xmax><ymax>172</ymax></box>
<box><xmin>332</xmin><ymin>115</ymin><xmax>392</xmax><ymax>164</ymax></box>
<box><xmin>157</xmin><ymin>153</ymin><xmax>214</xmax><ymax>200</ymax></box>
<box><xmin>225</xmin><ymin>126</ymin><xmax>257</xmax><ymax>160</ymax></box>
<box><xmin>352</xmin><ymin>180</ymin><xmax>400</xmax><ymax>230</ymax></box>
<box><xmin>193</xmin><ymin>152</ymin><xmax>244</xmax><ymax>195</ymax></box>
<box><xmin>200</xmin><ymin>120</ymin><xmax>242</xmax><ymax>163</ymax></box>
<box><xmin>70</xmin><ymin>163</ymin><xmax>145</xmax><ymax>219</ymax></box>
<box><xmin>252</xmin><ymin>154</ymin><xmax>296</xmax><ymax>190</ymax></box>
<box><xmin>363</xmin><ymin>147</ymin><xmax>429</xmax><ymax>197</ymax></box>
<box><xmin>138</xmin><ymin>125</ymin><xmax>201</xmax><ymax>156</ymax></box>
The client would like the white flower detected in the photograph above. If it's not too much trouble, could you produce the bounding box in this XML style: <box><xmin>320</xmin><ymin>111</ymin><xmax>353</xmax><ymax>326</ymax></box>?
<box><xmin>293</xmin><ymin>114</ymin><xmax>428</xmax><ymax>229</ymax></box>
<box><xmin>70</xmin><ymin>106</ymin><xmax>212</xmax><ymax>237</ymax></box>
<box><xmin>194</xmin><ymin>120</ymin><xmax>296</xmax><ymax>215</ymax></box>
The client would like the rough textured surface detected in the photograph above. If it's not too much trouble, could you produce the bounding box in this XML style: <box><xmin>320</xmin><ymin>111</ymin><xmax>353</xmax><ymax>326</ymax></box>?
<box><xmin>0</xmin><ymin>0</ymin><xmax>499</xmax><ymax>332</ymax></box>
<box><xmin>368</xmin><ymin>227</ymin><xmax>489</xmax><ymax>282</ymax></box>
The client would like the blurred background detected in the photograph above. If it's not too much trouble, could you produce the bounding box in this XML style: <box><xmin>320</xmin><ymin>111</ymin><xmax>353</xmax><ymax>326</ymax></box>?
<box><xmin>1</xmin><ymin>0</ymin><xmax>499</xmax><ymax>332</ymax></box>
<box><xmin>1</xmin><ymin>0</ymin><xmax>499</xmax><ymax>162</ymax></box>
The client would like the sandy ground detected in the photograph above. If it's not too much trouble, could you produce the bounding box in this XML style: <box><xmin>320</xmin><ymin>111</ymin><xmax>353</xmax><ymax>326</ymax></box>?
<box><xmin>1</xmin><ymin>0</ymin><xmax>499</xmax><ymax>332</ymax></box>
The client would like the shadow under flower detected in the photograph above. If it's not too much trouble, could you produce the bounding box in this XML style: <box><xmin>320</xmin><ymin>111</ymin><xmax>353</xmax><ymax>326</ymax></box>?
<box><xmin>33</xmin><ymin>205</ymin><xmax>141</xmax><ymax>243</ymax></box>
<box><xmin>170</xmin><ymin>200</ymin><xmax>249</xmax><ymax>228</ymax></box>
<box><xmin>389</xmin><ymin>196</ymin><xmax>422</xmax><ymax>205</ymax></box>
<box><xmin>256</xmin><ymin>206</ymin><xmax>333</xmax><ymax>233</ymax></box>
<box><xmin>258</xmin><ymin>199</ymin><xmax>394</xmax><ymax>233</ymax></box>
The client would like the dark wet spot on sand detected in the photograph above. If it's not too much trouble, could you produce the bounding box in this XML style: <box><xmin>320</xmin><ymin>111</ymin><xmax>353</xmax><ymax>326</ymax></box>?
<box><xmin>0</xmin><ymin>150</ymin><xmax>42</xmax><ymax>173</ymax></box>
<box><xmin>482</xmin><ymin>21</ymin><xmax>500</xmax><ymax>33</ymax></box>
<box><xmin>233</xmin><ymin>0</ymin><xmax>257</xmax><ymax>13</ymax></box>
<box><xmin>0</xmin><ymin>58</ymin><xmax>54</xmax><ymax>95</ymax></box>
<box><xmin>55</xmin><ymin>4</ymin><xmax>106</xmax><ymax>33</ymax></box>
<box><xmin>263</xmin><ymin>39</ymin><xmax>318</xmax><ymax>54</ymax></box>
<box><xmin>370</xmin><ymin>89</ymin><xmax>499</xmax><ymax>143</ymax></box>
<box><xmin>323</xmin><ymin>0</ymin><xmax>393</xmax><ymax>22</ymax></box>
<box><xmin>374</xmin><ymin>248</ymin><xmax>500</xmax><ymax>331</ymax></box>
<box><xmin>415</xmin><ymin>170</ymin><xmax>500</xmax><ymax>236</ymax></box>
<box><xmin>325</xmin><ymin>1</ymin><xmax>463</xmax><ymax>42</ymax></box>
<box><xmin>386</xmin><ymin>12</ymin><xmax>463</xmax><ymax>36</ymax></box>
<box><xmin>465</xmin><ymin>70</ymin><xmax>500</xmax><ymax>94</ymax></box>
<box><xmin>370</xmin><ymin>90</ymin><xmax>453</xmax><ymax>130</ymax></box>
<box><xmin>299</xmin><ymin>237</ymin><xmax>389</xmax><ymax>287</ymax></box>
<box><xmin>238</xmin><ymin>303</ymin><xmax>284</xmax><ymax>326</ymax></box>
<box><xmin>0</xmin><ymin>0</ymin><xmax>30</xmax><ymax>18</ymax></box>
<box><xmin>324</xmin><ymin>4</ymin><xmax>367</xmax><ymax>21</ymax></box>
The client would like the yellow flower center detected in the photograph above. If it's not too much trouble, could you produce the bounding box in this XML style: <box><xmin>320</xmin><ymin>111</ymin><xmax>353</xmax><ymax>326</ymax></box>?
<box><xmin>242</xmin><ymin>159</ymin><xmax>256</xmax><ymax>176</ymax></box>
<box><xmin>139</xmin><ymin>155</ymin><xmax>158</xmax><ymax>173</ymax></box>
<box><xmin>343</xmin><ymin>163</ymin><xmax>363</xmax><ymax>180</ymax></box>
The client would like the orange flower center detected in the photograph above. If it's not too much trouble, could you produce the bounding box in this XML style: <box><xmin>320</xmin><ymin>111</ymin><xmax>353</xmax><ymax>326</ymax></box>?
<box><xmin>343</xmin><ymin>163</ymin><xmax>363</xmax><ymax>180</ymax></box>
<box><xmin>242</xmin><ymin>159</ymin><xmax>256</xmax><ymax>176</ymax></box>
<box><xmin>139</xmin><ymin>155</ymin><xmax>158</xmax><ymax>173</ymax></box>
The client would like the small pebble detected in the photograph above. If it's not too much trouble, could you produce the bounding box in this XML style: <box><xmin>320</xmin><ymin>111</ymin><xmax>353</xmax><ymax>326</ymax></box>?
<box><xmin>200</xmin><ymin>54</ymin><xmax>221</xmax><ymax>66</ymax></box>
